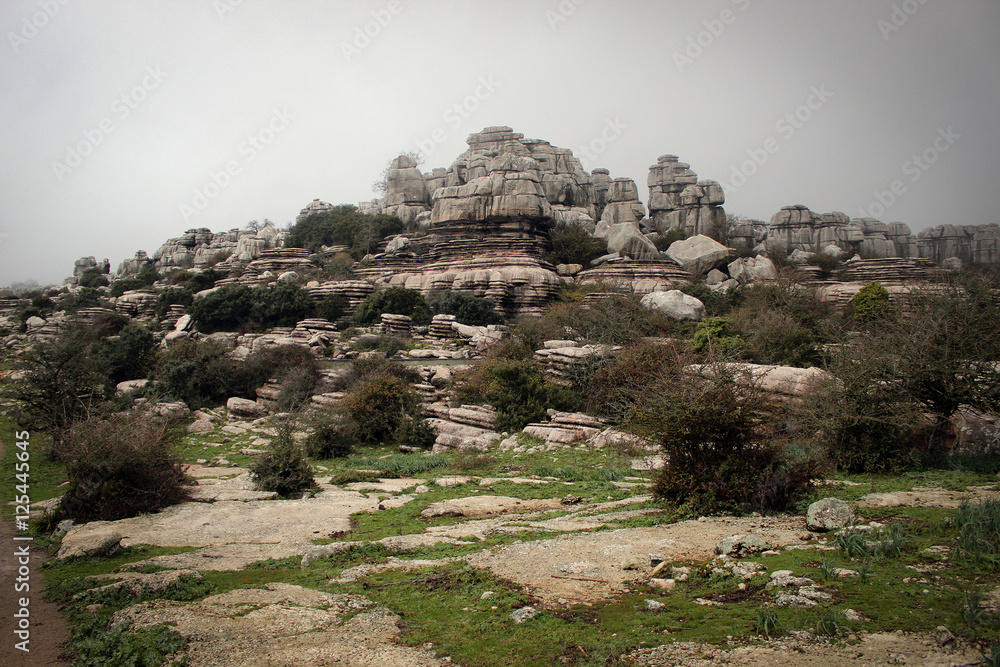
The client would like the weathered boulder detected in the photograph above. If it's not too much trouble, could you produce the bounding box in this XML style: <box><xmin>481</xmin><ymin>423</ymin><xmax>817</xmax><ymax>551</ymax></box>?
<box><xmin>665</xmin><ymin>235</ymin><xmax>731</xmax><ymax>275</ymax></box>
<box><xmin>640</xmin><ymin>290</ymin><xmax>705</xmax><ymax>321</ymax></box>
<box><xmin>227</xmin><ymin>397</ymin><xmax>267</xmax><ymax>419</ymax></box>
<box><xmin>806</xmin><ymin>497</ymin><xmax>855</xmax><ymax>532</ymax></box>
<box><xmin>603</xmin><ymin>222</ymin><xmax>659</xmax><ymax>260</ymax></box>
<box><xmin>57</xmin><ymin>530</ymin><xmax>122</xmax><ymax>560</ymax></box>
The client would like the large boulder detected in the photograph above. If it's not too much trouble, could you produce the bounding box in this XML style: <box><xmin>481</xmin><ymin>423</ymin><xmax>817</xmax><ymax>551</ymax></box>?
<box><xmin>227</xmin><ymin>397</ymin><xmax>267</xmax><ymax>419</ymax></box>
<box><xmin>806</xmin><ymin>497</ymin><xmax>855</xmax><ymax>532</ymax></box>
<box><xmin>666</xmin><ymin>235</ymin><xmax>731</xmax><ymax>275</ymax></box>
<box><xmin>640</xmin><ymin>290</ymin><xmax>705</xmax><ymax>321</ymax></box>
<box><xmin>604</xmin><ymin>222</ymin><xmax>659</xmax><ymax>260</ymax></box>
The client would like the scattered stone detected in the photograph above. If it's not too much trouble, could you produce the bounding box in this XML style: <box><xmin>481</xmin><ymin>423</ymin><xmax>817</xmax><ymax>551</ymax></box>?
<box><xmin>714</xmin><ymin>534</ymin><xmax>769</xmax><ymax>557</ymax></box>
<box><xmin>807</xmin><ymin>497</ymin><xmax>855</xmax><ymax>532</ymax></box>
<box><xmin>646</xmin><ymin>599</ymin><xmax>665</xmax><ymax>611</ymax></box>
<box><xmin>510</xmin><ymin>606</ymin><xmax>538</xmax><ymax>624</ymax></box>
<box><xmin>650</xmin><ymin>578</ymin><xmax>676</xmax><ymax>590</ymax></box>
<box><xmin>226</xmin><ymin>397</ymin><xmax>267</xmax><ymax>419</ymax></box>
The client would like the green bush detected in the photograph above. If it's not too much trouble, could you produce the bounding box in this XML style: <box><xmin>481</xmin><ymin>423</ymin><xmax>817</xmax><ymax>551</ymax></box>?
<box><xmin>58</xmin><ymin>414</ymin><xmax>190</xmax><ymax>522</ymax></box>
<box><xmin>59</xmin><ymin>287</ymin><xmax>105</xmax><ymax>313</ymax></box>
<box><xmin>690</xmin><ymin>317</ymin><xmax>746</xmax><ymax>355</ymax></box>
<box><xmin>156</xmin><ymin>341</ymin><xmax>321</xmax><ymax>410</ymax></box>
<box><xmin>540</xmin><ymin>293</ymin><xmax>679</xmax><ymax>345</ymax></box>
<box><xmin>394</xmin><ymin>414</ymin><xmax>437</xmax><ymax>450</ymax></box>
<box><xmin>304</xmin><ymin>412</ymin><xmax>356</xmax><ymax>459</ymax></box>
<box><xmin>457</xmin><ymin>357</ymin><xmax>577</xmax><ymax>432</ymax></box>
<box><xmin>851</xmin><ymin>281</ymin><xmax>892</xmax><ymax>324</ymax></box>
<box><xmin>286</xmin><ymin>204</ymin><xmax>403</xmax><ymax>258</ymax></box>
<box><xmin>91</xmin><ymin>323</ymin><xmax>158</xmax><ymax>384</ymax></box>
<box><xmin>632</xmin><ymin>362</ymin><xmax>818</xmax><ymax>515</ymax></box>
<box><xmin>678</xmin><ymin>282</ymin><xmax>744</xmax><ymax>318</ymax></box>
<box><xmin>77</xmin><ymin>267</ymin><xmax>109</xmax><ymax>288</ymax></box>
<box><xmin>429</xmin><ymin>291</ymin><xmax>503</xmax><ymax>325</ymax></box>
<box><xmin>573</xmin><ymin>342</ymin><xmax>673</xmax><ymax>423</ymax></box>
<box><xmin>341</xmin><ymin>374</ymin><xmax>419</xmax><ymax>444</ymax></box>
<box><xmin>544</xmin><ymin>225</ymin><xmax>608</xmax><ymax>266</ymax></box>
<box><xmin>654</xmin><ymin>228</ymin><xmax>688</xmax><ymax>251</ymax></box>
<box><xmin>250</xmin><ymin>424</ymin><xmax>316</xmax><ymax>497</ymax></box>
<box><xmin>316</xmin><ymin>293</ymin><xmax>348</xmax><ymax>322</ymax></box>
<box><xmin>353</xmin><ymin>287</ymin><xmax>431</xmax><ymax>325</ymax></box>
<box><xmin>729</xmin><ymin>308</ymin><xmax>820</xmax><ymax>367</ymax></box>
<box><xmin>188</xmin><ymin>282</ymin><xmax>315</xmax><ymax>333</ymax></box>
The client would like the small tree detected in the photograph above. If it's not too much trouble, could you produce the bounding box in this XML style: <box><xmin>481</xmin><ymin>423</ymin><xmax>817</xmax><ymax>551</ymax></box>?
<box><xmin>353</xmin><ymin>286</ymin><xmax>431</xmax><ymax>325</ymax></box>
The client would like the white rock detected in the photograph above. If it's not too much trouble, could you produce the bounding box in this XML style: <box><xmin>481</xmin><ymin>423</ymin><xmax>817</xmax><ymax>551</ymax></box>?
<box><xmin>640</xmin><ymin>290</ymin><xmax>705</xmax><ymax>321</ymax></box>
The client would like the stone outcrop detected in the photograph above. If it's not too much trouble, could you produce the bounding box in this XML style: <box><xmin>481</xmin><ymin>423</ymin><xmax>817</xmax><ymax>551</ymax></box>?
<box><xmin>917</xmin><ymin>223</ymin><xmax>1000</xmax><ymax>267</ymax></box>
<box><xmin>143</xmin><ymin>223</ymin><xmax>289</xmax><ymax>275</ymax></box>
<box><xmin>598</xmin><ymin>178</ymin><xmax>646</xmax><ymax>227</ymax></box>
<box><xmin>576</xmin><ymin>260</ymin><xmax>691</xmax><ymax>294</ymax></box>
<box><xmin>647</xmin><ymin>155</ymin><xmax>726</xmax><ymax>238</ymax></box>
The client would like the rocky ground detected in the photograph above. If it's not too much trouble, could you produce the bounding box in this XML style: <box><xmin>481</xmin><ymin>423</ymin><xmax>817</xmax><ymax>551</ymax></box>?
<box><xmin>43</xmin><ymin>415</ymin><xmax>999</xmax><ymax>667</ymax></box>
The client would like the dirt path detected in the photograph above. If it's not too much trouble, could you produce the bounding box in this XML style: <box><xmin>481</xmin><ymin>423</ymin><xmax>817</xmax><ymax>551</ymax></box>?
<box><xmin>0</xmin><ymin>441</ymin><xmax>69</xmax><ymax>667</ymax></box>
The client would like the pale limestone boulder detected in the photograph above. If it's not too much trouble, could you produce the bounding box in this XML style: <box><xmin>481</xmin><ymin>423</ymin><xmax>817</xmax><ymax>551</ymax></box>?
<box><xmin>666</xmin><ymin>235</ymin><xmax>730</xmax><ymax>275</ymax></box>
<box><xmin>806</xmin><ymin>498</ymin><xmax>855</xmax><ymax>532</ymax></box>
<box><xmin>640</xmin><ymin>290</ymin><xmax>705</xmax><ymax>321</ymax></box>
<box><xmin>227</xmin><ymin>397</ymin><xmax>267</xmax><ymax>419</ymax></box>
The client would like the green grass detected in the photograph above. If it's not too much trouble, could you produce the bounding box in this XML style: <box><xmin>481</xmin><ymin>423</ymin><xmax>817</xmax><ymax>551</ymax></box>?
<box><xmin>0</xmin><ymin>416</ymin><xmax>68</xmax><ymax>520</ymax></box>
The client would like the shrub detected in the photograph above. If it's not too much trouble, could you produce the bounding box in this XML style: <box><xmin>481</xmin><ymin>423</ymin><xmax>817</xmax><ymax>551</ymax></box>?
<box><xmin>802</xmin><ymin>340</ymin><xmax>921</xmax><ymax>474</ymax></box>
<box><xmin>632</xmin><ymin>362</ymin><xmax>817</xmax><ymax>515</ymax></box>
<box><xmin>304</xmin><ymin>412</ymin><xmax>356</xmax><ymax>459</ymax></box>
<box><xmin>157</xmin><ymin>341</ymin><xmax>320</xmax><ymax>410</ymax></box>
<box><xmin>654</xmin><ymin>228</ymin><xmax>688</xmax><ymax>251</ymax></box>
<box><xmin>540</xmin><ymin>293</ymin><xmax>679</xmax><ymax>345</ymax></box>
<box><xmin>334</xmin><ymin>357</ymin><xmax>420</xmax><ymax>391</ymax></box>
<box><xmin>690</xmin><ymin>317</ymin><xmax>746</xmax><ymax>356</ymax></box>
<box><xmin>353</xmin><ymin>287</ymin><xmax>431</xmax><ymax>325</ymax></box>
<box><xmin>851</xmin><ymin>281</ymin><xmax>891</xmax><ymax>324</ymax></box>
<box><xmin>457</xmin><ymin>357</ymin><xmax>577</xmax><ymax>432</ymax></box>
<box><xmin>286</xmin><ymin>204</ymin><xmax>403</xmax><ymax>258</ymax></box>
<box><xmin>8</xmin><ymin>325</ymin><xmax>113</xmax><ymax>444</ymax></box>
<box><xmin>188</xmin><ymin>282</ymin><xmax>315</xmax><ymax>333</ymax></box>
<box><xmin>155</xmin><ymin>287</ymin><xmax>194</xmax><ymax>319</ymax></box>
<box><xmin>77</xmin><ymin>268</ymin><xmax>109</xmax><ymax>288</ymax></box>
<box><xmin>91</xmin><ymin>323</ymin><xmax>158</xmax><ymax>384</ymax></box>
<box><xmin>429</xmin><ymin>291</ymin><xmax>503</xmax><ymax>326</ymax></box>
<box><xmin>59</xmin><ymin>287</ymin><xmax>105</xmax><ymax>313</ymax></box>
<box><xmin>677</xmin><ymin>282</ymin><xmax>744</xmax><ymax>318</ymax></box>
<box><xmin>58</xmin><ymin>414</ymin><xmax>189</xmax><ymax>522</ymax></box>
<box><xmin>351</xmin><ymin>334</ymin><xmax>406</xmax><ymax>358</ymax></box>
<box><xmin>250</xmin><ymin>424</ymin><xmax>316</xmax><ymax>497</ymax></box>
<box><xmin>574</xmin><ymin>342</ymin><xmax>675</xmax><ymax>423</ymax></box>
<box><xmin>316</xmin><ymin>293</ymin><xmax>348</xmax><ymax>322</ymax></box>
<box><xmin>729</xmin><ymin>308</ymin><xmax>820</xmax><ymax>367</ymax></box>
<box><xmin>394</xmin><ymin>414</ymin><xmax>437</xmax><ymax>450</ymax></box>
<box><xmin>544</xmin><ymin>225</ymin><xmax>608</xmax><ymax>266</ymax></box>
<box><xmin>341</xmin><ymin>374</ymin><xmax>419</xmax><ymax>444</ymax></box>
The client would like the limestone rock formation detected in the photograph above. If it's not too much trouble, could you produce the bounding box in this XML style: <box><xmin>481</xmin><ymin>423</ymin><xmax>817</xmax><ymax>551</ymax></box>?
<box><xmin>598</xmin><ymin>178</ymin><xmax>646</xmax><ymax>228</ymax></box>
<box><xmin>144</xmin><ymin>222</ymin><xmax>288</xmax><ymax>275</ymax></box>
<box><xmin>665</xmin><ymin>235</ymin><xmax>731</xmax><ymax>275</ymax></box>
<box><xmin>381</xmin><ymin>154</ymin><xmax>430</xmax><ymax>229</ymax></box>
<box><xmin>647</xmin><ymin>155</ymin><xmax>726</xmax><ymax>238</ymax></box>
<box><xmin>640</xmin><ymin>290</ymin><xmax>705</xmax><ymax>321</ymax></box>
<box><xmin>917</xmin><ymin>223</ymin><xmax>1000</xmax><ymax>267</ymax></box>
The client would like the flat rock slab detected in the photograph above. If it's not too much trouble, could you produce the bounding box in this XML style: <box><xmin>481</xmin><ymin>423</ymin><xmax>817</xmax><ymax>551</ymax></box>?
<box><xmin>113</xmin><ymin>583</ymin><xmax>444</xmax><ymax>667</ymax></box>
<box><xmin>61</xmin><ymin>488</ymin><xmax>382</xmax><ymax>570</ymax></box>
<box><xmin>183</xmin><ymin>465</ymin><xmax>247</xmax><ymax>479</ymax></box>
<box><xmin>630</xmin><ymin>631</ymin><xmax>982</xmax><ymax>666</ymax></box>
<box><xmin>467</xmin><ymin>517</ymin><xmax>805</xmax><ymax>605</ymax></box>
<box><xmin>858</xmin><ymin>486</ymin><xmax>998</xmax><ymax>509</ymax></box>
<box><xmin>342</xmin><ymin>477</ymin><xmax>426</xmax><ymax>493</ymax></box>
<box><xmin>421</xmin><ymin>495</ymin><xmax>565</xmax><ymax>518</ymax></box>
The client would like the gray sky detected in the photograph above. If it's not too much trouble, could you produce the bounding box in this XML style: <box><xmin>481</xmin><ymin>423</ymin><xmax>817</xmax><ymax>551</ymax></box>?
<box><xmin>2</xmin><ymin>0</ymin><xmax>998</xmax><ymax>286</ymax></box>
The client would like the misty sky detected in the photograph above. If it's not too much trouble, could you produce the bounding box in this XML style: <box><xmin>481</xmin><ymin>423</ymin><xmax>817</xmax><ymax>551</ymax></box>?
<box><xmin>2</xmin><ymin>0</ymin><xmax>998</xmax><ymax>286</ymax></box>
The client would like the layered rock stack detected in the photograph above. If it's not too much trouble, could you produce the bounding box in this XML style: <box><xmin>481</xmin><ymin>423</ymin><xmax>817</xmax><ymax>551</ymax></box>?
<box><xmin>356</xmin><ymin>149</ymin><xmax>565</xmax><ymax>317</ymax></box>
<box><xmin>113</xmin><ymin>290</ymin><xmax>158</xmax><ymax>320</ymax></box>
<box><xmin>238</xmin><ymin>248</ymin><xmax>314</xmax><ymax>285</ymax></box>
<box><xmin>379</xmin><ymin>313</ymin><xmax>412</xmax><ymax>336</ymax></box>
<box><xmin>647</xmin><ymin>155</ymin><xmax>727</xmax><ymax>238</ymax></box>
<box><xmin>306</xmin><ymin>281</ymin><xmax>374</xmax><ymax>318</ymax></box>
<box><xmin>765</xmin><ymin>206</ymin><xmax>918</xmax><ymax>260</ymax></box>
<box><xmin>917</xmin><ymin>224</ymin><xmax>1000</xmax><ymax>267</ymax></box>
<box><xmin>381</xmin><ymin>155</ymin><xmax>430</xmax><ymax>229</ymax></box>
